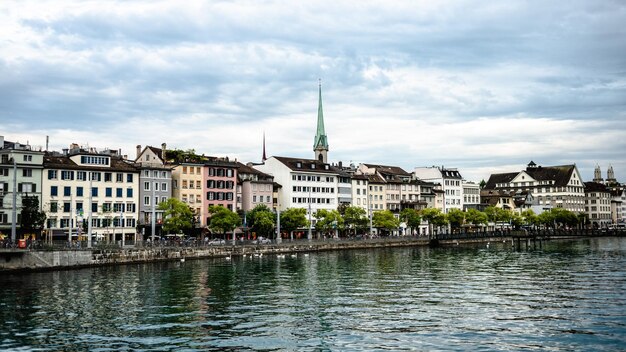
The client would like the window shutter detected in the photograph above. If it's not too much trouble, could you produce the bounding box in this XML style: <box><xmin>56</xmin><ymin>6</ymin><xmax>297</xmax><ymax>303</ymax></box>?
<box><xmin>32</xmin><ymin>184</ymin><xmax>37</xmax><ymax>192</ymax></box>
<box><xmin>18</xmin><ymin>183</ymin><xmax>22</xmax><ymax>192</ymax></box>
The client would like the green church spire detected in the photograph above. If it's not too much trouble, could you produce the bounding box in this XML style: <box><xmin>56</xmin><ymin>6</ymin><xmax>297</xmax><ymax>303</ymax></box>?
<box><xmin>313</xmin><ymin>80</ymin><xmax>329</xmax><ymax>152</ymax></box>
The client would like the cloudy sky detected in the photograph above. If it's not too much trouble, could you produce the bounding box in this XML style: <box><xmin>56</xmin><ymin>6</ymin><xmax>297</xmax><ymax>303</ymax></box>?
<box><xmin>1</xmin><ymin>0</ymin><xmax>625</xmax><ymax>182</ymax></box>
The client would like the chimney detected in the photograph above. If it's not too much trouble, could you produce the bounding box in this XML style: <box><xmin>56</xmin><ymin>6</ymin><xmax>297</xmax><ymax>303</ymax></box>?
<box><xmin>136</xmin><ymin>145</ymin><xmax>141</xmax><ymax>160</ymax></box>
<box><xmin>161</xmin><ymin>143</ymin><xmax>166</xmax><ymax>161</ymax></box>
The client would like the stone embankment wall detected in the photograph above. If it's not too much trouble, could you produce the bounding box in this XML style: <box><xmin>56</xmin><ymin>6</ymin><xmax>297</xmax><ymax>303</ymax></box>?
<box><xmin>0</xmin><ymin>238</ymin><xmax>431</xmax><ymax>272</ymax></box>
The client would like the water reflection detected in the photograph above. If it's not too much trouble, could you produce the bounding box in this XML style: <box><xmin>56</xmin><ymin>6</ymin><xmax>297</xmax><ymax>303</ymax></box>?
<box><xmin>1</xmin><ymin>238</ymin><xmax>625</xmax><ymax>351</ymax></box>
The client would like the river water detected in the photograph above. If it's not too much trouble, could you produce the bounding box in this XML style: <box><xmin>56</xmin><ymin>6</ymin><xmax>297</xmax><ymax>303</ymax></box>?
<box><xmin>1</xmin><ymin>237</ymin><xmax>625</xmax><ymax>351</ymax></box>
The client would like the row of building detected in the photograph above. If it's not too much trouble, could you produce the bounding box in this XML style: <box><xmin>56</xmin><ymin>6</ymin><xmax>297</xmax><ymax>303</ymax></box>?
<box><xmin>1</xmin><ymin>87</ymin><xmax>624</xmax><ymax>240</ymax></box>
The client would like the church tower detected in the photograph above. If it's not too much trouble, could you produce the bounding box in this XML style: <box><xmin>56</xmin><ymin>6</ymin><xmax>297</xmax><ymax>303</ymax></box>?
<box><xmin>607</xmin><ymin>165</ymin><xmax>617</xmax><ymax>184</ymax></box>
<box><xmin>593</xmin><ymin>164</ymin><xmax>603</xmax><ymax>183</ymax></box>
<box><xmin>313</xmin><ymin>80</ymin><xmax>329</xmax><ymax>163</ymax></box>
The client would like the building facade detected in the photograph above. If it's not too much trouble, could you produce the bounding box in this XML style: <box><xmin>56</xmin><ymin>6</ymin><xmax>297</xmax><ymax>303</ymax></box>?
<box><xmin>484</xmin><ymin>161</ymin><xmax>585</xmax><ymax>213</ymax></box>
<box><xmin>584</xmin><ymin>182</ymin><xmax>612</xmax><ymax>228</ymax></box>
<box><xmin>236</xmin><ymin>163</ymin><xmax>274</xmax><ymax>212</ymax></box>
<box><xmin>0</xmin><ymin>137</ymin><xmax>45</xmax><ymax>239</ymax></box>
<box><xmin>253</xmin><ymin>156</ymin><xmax>339</xmax><ymax>227</ymax></box>
<box><xmin>135</xmin><ymin>144</ymin><xmax>172</xmax><ymax>239</ymax></box>
<box><xmin>414</xmin><ymin>166</ymin><xmax>464</xmax><ymax>213</ymax></box>
<box><xmin>42</xmin><ymin>146</ymin><xmax>139</xmax><ymax>243</ymax></box>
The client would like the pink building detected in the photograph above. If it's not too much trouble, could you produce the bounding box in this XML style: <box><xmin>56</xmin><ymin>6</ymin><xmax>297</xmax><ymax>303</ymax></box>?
<box><xmin>202</xmin><ymin>159</ymin><xmax>238</xmax><ymax>225</ymax></box>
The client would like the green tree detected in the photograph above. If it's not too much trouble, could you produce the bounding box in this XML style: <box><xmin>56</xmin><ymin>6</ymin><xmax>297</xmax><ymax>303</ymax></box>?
<box><xmin>421</xmin><ymin>208</ymin><xmax>448</xmax><ymax>234</ymax></box>
<box><xmin>484</xmin><ymin>206</ymin><xmax>499</xmax><ymax>223</ymax></box>
<box><xmin>158</xmin><ymin>198</ymin><xmax>194</xmax><ymax>235</ymax></box>
<box><xmin>247</xmin><ymin>204</ymin><xmax>275</xmax><ymax>238</ymax></box>
<box><xmin>521</xmin><ymin>209</ymin><xmax>538</xmax><ymax>228</ymax></box>
<box><xmin>372</xmin><ymin>210</ymin><xmax>400</xmax><ymax>235</ymax></box>
<box><xmin>19</xmin><ymin>196</ymin><xmax>46</xmax><ymax>236</ymax></box>
<box><xmin>537</xmin><ymin>210</ymin><xmax>556</xmax><ymax>228</ymax></box>
<box><xmin>281</xmin><ymin>208</ymin><xmax>308</xmax><ymax>239</ymax></box>
<box><xmin>447</xmin><ymin>208</ymin><xmax>465</xmax><ymax>231</ymax></box>
<box><xmin>510</xmin><ymin>212</ymin><xmax>524</xmax><ymax>228</ymax></box>
<box><xmin>400</xmin><ymin>208</ymin><xmax>421</xmax><ymax>235</ymax></box>
<box><xmin>343</xmin><ymin>206</ymin><xmax>368</xmax><ymax>235</ymax></box>
<box><xmin>208</xmin><ymin>205</ymin><xmax>241</xmax><ymax>238</ymax></box>
<box><xmin>465</xmin><ymin>208</ymin><xmax>488</xmax><ymax>229</ymax></box>
<box><xmin>314</xmin><ymin>209</ymin><xmax>344</xmax><ymax>237</ymax></box>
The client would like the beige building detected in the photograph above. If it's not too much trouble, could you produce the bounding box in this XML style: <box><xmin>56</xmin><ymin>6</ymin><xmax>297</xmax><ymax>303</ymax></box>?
<box><xmin>171</xmin><ymin>163</ymin><xmax>204</xmax><ymax>226</ymax></box>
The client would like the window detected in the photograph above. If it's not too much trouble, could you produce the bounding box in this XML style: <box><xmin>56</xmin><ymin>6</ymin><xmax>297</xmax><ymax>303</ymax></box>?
<box><xmin>155</xmin><ymin>183</ymin><xmax>159</xmax><ymax>191</ymax></box>
<box><xmin>161</xmin><ymin>183</ymin><xmax>167</xmax><ymax>191</ymax></box>
<box><xmin>116</xmin><ymin>173</ymin><xmax>123</xmax><ymax>182</ymax></box>
<box><xmin>92</xmin><ymin>172</ymin><xmax>102</xmax><ymax>182</ymax></box>
<box><xmin>127</xmin><ymin>188</ymin><xmax>133</xmax><ymax>198</ymax></box>
<box><xmin>161</xmin><ymin>196</ymin><xmax>167</xmax><ymax>203</ymax></box>
<box><xmin>144</xmin><ymin>182</ymin><xmax>150</xmax><ymax>191</ymax></box>
<box><xmin>92</xmin><ymin>202</ymin><xmax>98</xmax><ymax>213</ymax></box>
<box><xmin>80</xmin><ymin>156</ymin><xmax>109</xmax><ymax>165</ymax></box>
<box><xmin>253</xmin><ymin>195</ymin><xmax>257</xmax><ymax>203</ymax></box>
<box><xmin>144</xmin><ymin>170</ymin><xmax>150</xmax><ymax>177</ymax></box>
<box><xmin>92</xmin><ymin>187</ymin><xmax>98</xmax><ymax>197</ymax></box>
<box><xmin>104</xmin><ymin>172</ymin><xmax>112</xmax><ymax>182</ymax></box>
<box><xmin>77</xmin><ymin>187</ymin><xmax>84</xmax><ymax>197</ymax></box>
<box><xmin>23</xmin><ymin>155</ymin><xmax>32</xmax><ymax>162</ymax></box>
<box><xmin>61</xmin><ymin>170</ymin><xmax>74</xmax><ymax>180</ymax></box>
<box><xmin>105</xmin><ymin>188</ymin><xmax>112</xmax><ymax>197</ymax></box>
<box><xmin>102</xmin><ymin>203</ymin><xmax>111</xmax><ymax>212</ymax></box>
<box><xmin>50</xmin><ymin>202</ymin><xmax>58</xmax><ymax>212</ymax></box>
<box><xmin>51</xmin><ymin>186</ymin><xmax>58</xmax><ymax>196</ymax></box>
<box><xmin>77</xmin><ymin>171</ymin><xmax>86</xmax><ymax>181</ymax></box>
<box><xmin>116</xmin><ymin>188</ymin><xmax>123</xmax><ymax>197</ymax></box>
<box><xmin>127</xmin><ymin>174</ymin><xmax>133</xmax><ymax>183</ymax></box>
<box><xmin>63</xmin><ymin>202</ymin><xmax>71</xmax><ymax>212</ymax></box>
<box><xmin>144</xmin><ymin>196</ymin><xmax>151</xmax><ymax>206</ymax></box>
<box><xmin>64</xmin><ymin>186</ymin><xmax>71</xmax><ymax>196</ymax></box>
<box><xmin>183</xmin><ymin>166</ymin><xmax>188</xmax><ymax>174</ymax></box>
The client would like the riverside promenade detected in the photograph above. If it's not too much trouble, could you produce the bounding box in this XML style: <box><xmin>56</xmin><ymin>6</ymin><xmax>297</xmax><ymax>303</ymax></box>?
<box><xmin>0</xmin><ymin>229</ymin><xmax>623</xmax><ymax>272</ymax></box>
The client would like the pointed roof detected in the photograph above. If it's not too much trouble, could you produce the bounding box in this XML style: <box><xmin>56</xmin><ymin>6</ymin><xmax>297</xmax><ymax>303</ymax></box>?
<box><xmin>313</xmin><ymin>81</ymin><xmax>329</xmax><ymax>150</ymax></box>
<box><xmin>262</xmin><ymin>132</ymin><xmax>267</xmax><ymax>162</ymax></box>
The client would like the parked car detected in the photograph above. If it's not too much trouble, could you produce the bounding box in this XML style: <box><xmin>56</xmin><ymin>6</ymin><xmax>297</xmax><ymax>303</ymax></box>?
<box><xmin>252</xmin><ymin>237</ymin><xmax>271</xmax><ymax>245</ymax></box>
<box><xmin>208</xmin><ymin>239</ymin><xmax>226</xmax><ymax>246</ymax></box>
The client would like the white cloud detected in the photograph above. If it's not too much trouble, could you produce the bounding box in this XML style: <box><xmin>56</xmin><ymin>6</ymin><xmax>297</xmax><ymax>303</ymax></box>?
<box><xmin>1</xmin><ymin>0</ymin><xmax>625</xmax><ymax>183</ymax></box>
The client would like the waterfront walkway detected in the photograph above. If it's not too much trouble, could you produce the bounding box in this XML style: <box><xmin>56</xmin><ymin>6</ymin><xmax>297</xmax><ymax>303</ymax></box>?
<box><xmin>1</xmin><ymin>229</ymin><xmax>624</xmax><ymax>272</ymax></box>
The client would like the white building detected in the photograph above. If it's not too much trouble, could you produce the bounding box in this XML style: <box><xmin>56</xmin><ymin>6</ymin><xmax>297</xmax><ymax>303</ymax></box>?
<box><xmin>414</xmin><ymin>166</ymin><xmax>464</xmax><ymax>213</ymax></box>
<box><xmin>42</xmin><ymin>146</ymin><xmax>140</xmax><ymax>243</ymax></box>
<box><xmin>484</xmin><ymin>161</ymin><xmax>585</xmax><ymax>213</ymax></box>
<box><xmin>0</xmin><ymin>136</ymin><xmax>45</xmax><ymax>239</ymax></box>
<box><xmin>253</xmin><ymin>156</ymin><xmax>339</xmax><ymax>227</ymax></box>
<box><xmin>462</xmin><ymin>180</ymin><xmax>481</xmax><ymax>210</ymax></box>
<box><xmin>584</xmin><ymin>182</ymin><xmax>612</xmax><ymax>228</ymax></box>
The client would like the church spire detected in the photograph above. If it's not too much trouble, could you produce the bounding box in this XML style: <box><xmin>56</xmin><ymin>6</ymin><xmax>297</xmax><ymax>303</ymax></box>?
<box><xmin>313</xmin><ymin>79</ymin><xmax>329</xmax><ymax>163</ymax></box>
<box><xmin>593</xmin><ymin>164</ymin><xmax>603</xmax><ymax>183</ymax></box>
<box><xmin>262</xmin><ymin>132</ymin><xmax>267</xmax><ymax>162</ymax></box>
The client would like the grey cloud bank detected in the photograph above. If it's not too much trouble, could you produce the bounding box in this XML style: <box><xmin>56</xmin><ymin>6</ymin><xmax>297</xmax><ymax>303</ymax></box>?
<box><xmin>1</xmin><ymin>0</ymin><xmax>625</xmax><ymax>182</ymax></box>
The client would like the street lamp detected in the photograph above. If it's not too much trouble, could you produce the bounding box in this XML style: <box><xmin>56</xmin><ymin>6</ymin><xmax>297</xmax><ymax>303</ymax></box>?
<box><xmin>308</xmin><ymin>186</ymin><xmax>312</xmax><ymax>240</ymax></box>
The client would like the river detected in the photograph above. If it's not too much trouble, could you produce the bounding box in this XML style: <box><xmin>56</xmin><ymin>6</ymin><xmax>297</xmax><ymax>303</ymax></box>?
<box><xmin>1</xmin><ymin>237</ymin><xmax>625</xmax><ymax>351</ymax></box>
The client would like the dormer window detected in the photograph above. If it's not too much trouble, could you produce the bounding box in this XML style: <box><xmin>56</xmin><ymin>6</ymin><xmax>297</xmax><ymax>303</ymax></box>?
<box><xmin>311</xmin><ymin>164</ymin><xmax>316</xmax><ymax>169</ymax></box>
<box><xmin>325</xmin><ymin>165</ymin><xmax>329</xmax><ymax>170</ymax></box>
<box><xmin>296</xmin><ymin>162</ymin><xmax>302</xmax><ymax>168</ymax></box>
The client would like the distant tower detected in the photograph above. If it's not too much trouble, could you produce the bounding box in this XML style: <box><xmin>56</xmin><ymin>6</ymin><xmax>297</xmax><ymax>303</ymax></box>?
<box><xmin>593</xmin><ymin>164</ymin><xmax>603</xmax><ymax>183</ymax></box>
<box><xmin>313</xmin><ymin>80</ymin><xmax>329</xmax><ymax>163</ymax></box>
<box><xmin>607</xmin><ymin>165</ymin><xmax>616</xmax><ymax>184</ymax></box>
<box><xmin>262</xmin><ymin>132</ymin><xmax>267</xmax><ymax>162</ymax></box>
